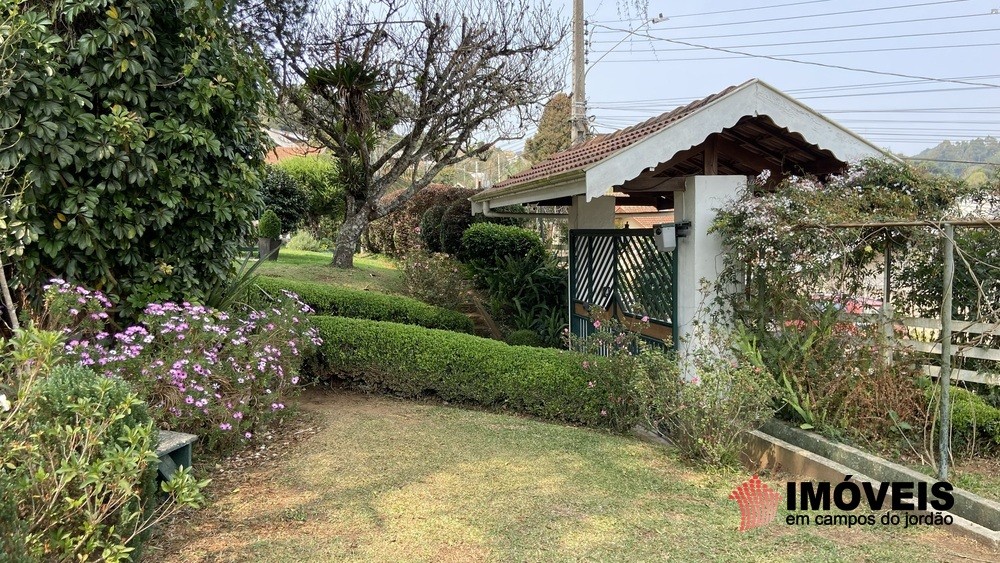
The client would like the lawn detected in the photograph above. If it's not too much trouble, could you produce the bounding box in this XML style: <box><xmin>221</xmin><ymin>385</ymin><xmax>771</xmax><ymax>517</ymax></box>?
<box><xmin>256</xmin><ymin>249</ymin><xmax>404</xmax><ymax>294</ymax></box>
<box><xmin>148</xmin><ymin>389</ymin><xmax>993</xmax><ymax>562</ymax></box>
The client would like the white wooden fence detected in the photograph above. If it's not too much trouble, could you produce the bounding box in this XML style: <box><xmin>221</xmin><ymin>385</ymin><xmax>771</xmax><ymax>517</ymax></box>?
<box><xmin>877</xmin><ymin>308</ymin><xmax>1000</xmax><ymax>386</ymax></box>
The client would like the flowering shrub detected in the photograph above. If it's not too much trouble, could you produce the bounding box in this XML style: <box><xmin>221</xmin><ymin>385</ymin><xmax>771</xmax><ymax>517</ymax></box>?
<box><xmin>41</xmin><ymin>278</ymin><xmax>113</xmax><ymax>336</ymax></box>
<box><xmin>639</xmin><ymin>350</ymin><xmax>778</xmax><ymax>467</ymax></box>
<box><xmin>400</xmin><ymin>250</ymin><xmax>473</xmax><ymax>311</ymax></box>
<box><xmin>52</xmin><ymin>284</ymin><xmax>321</xmax><ymax>453</ymax></box>
<box><xmin>567</xmin><ymin>310</ymin><xmax>677</xmax><ymax>431</ymax></box>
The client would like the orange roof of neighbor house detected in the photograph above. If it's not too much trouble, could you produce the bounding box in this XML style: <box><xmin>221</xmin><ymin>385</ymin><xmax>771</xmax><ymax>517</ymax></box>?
<box><xmin>491</xmin><ymin>83</ymin><xmax>745</xmax><ymax>192</ymax></box>
<box><xmin>265</xmin><ymin>145</ymin><xmax>324</xmax><ymax>163</ymax></box>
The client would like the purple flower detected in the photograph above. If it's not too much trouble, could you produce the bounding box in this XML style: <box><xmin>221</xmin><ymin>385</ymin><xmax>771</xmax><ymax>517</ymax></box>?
<box><xmin>219</xmin><ymin>423</ymin><xmax>232</xmax><ymax>431</ymax></box>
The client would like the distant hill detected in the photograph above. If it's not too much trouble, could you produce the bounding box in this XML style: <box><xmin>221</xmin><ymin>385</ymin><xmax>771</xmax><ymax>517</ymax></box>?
<box><xmin>912</xmin><ymin>137</ymin><xmax>1000</xmax><ymax>185</ymax></box>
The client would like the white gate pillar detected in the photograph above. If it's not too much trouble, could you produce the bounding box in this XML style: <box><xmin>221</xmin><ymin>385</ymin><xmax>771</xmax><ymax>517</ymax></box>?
<box><xmin>568</xmin><ymin>195</ymin><xmax>615</xmax><ymax>229</ymax></box>
<box><xmin>673</xmin><ymin>175</ymin><xmax>745</xmax><ymax>361</ymax></box>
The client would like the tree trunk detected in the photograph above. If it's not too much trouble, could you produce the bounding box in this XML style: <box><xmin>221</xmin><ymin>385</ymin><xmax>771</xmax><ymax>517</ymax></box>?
<box><xmin>331</xmin><ymin>209</ymin><xmax>370</xmax><ymax>268</ymax></box>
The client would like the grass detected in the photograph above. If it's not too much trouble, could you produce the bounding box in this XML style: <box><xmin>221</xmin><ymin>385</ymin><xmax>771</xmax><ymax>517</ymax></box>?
<box><xmin>256</xmin><ymin>249</ymin><xmax>404</xmax><ymax>294</ymax></box>
<box><xmin>151</xmin><ymin>390</ymin><xmax>992</xmax><ymax>562</ymax></box>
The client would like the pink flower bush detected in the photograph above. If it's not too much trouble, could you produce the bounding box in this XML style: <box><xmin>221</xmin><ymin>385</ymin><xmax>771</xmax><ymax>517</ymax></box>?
<box><xmin>56</xmin><ymin>284</ymin><xmax>321</xmax><ymax>452</ymax></box>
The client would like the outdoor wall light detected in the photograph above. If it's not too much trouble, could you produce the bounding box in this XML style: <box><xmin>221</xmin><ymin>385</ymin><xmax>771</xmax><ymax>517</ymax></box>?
<box><xmin>653</xmin><ymin>223</ymin><xmax>676</xmax><ymax>252</ymax></box>
<box><xmin>653</xmin><ymin>222</ymin><xmax>692</xmax><ymax>253</ymax></box>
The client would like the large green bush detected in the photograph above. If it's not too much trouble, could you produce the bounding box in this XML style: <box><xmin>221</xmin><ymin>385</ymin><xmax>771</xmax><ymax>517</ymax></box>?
<box><xmin>419</xmin><ymin>204</ymin><xmax>448</xmax><ymax>253</ymax></box>
<box><xmin>261</xmin><ymin>165</ymin><xmax>308</xmax><ymax>235</ymax></box>
<box><xmin>0</xmin><ymin>341</ymin><xmax>205</xmax><ymax>561</ymax></box>
<box><xmin>275</xmin><ymin>155</ymin><xmax>344</xmax><ymax>239</ymax></box>
<box><xmin>1</xmin><ymin>0</ymin><xmax>270</xmax><ymax>311</ymax></box>
<box><xmin>310</xmin><ymin>315</ymin><xmax>639</xmax><ymax>429</ymax></box>
<box><xmin>460</xmin><ymin>223</ymin><xmax>545</xmax><ymax>266</ymax></box>
<box><xmin>255</xmin><ymin>276</ymin><xmax>474</xmax><ymax>333</ymax></box>
<box><xmin>367</xmin><ymin>185</ymin><xmax>474</xmax><ymax>255</ymax></box>
<box><xmin>438</xmin><ymin>200</ymin><xmax>475</xmax><ymax>255</ymax></box>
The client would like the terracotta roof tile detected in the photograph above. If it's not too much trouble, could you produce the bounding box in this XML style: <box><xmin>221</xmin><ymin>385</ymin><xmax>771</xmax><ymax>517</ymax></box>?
<box><xmin>489</xmin><ymin>82</ymin><xmax>746</xmax><ymax>192</ymax></box>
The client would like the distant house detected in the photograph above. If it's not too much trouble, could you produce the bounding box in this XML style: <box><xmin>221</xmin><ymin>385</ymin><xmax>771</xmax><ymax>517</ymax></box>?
<box><xmin>264</xmin><ymin>129</ymin><xmax>323</xmax><ymax>163</ymax></box>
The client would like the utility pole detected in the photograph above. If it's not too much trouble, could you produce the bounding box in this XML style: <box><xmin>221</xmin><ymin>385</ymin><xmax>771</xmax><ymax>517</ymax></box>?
<box><xmin>571</xmin><ymin>0</ymin><xmax>587</xmax><ymax>145</ymax></box>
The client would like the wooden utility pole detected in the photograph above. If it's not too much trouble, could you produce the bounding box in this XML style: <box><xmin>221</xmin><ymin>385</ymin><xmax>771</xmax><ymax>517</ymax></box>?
<box><xmin>571</xmin><ymin>0</ymin><xmax>587</xmax><ymax>145</ymax></box>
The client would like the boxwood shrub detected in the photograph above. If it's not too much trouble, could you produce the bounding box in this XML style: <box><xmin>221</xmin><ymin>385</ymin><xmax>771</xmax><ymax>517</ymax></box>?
<box><xmin>310</xmin><ymin>315</ymin><xmax>636</xmax><ymax>429</ymax></box>
<box><xmin>460</xmin><ymin>222</ymin><xmax>545</xmax><ymax>266</ymax></box>
<box><xmin>255</xmin><ymin>277</ymin><xmax>474</xmax><ymax>333</ymax></box>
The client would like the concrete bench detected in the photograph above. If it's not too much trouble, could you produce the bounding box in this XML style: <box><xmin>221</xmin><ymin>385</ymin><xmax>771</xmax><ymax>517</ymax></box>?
<box><xmin>155</xmin><ymin>430</ymin><xmax>197</xmax><ymax>481</ymax></box>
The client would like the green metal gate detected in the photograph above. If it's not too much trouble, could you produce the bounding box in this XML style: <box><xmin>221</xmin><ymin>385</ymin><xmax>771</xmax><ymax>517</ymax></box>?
<box><xmin>568</xmin><ymin>229</ymin><xmax>678</xmax><ymax>349</ymax></box>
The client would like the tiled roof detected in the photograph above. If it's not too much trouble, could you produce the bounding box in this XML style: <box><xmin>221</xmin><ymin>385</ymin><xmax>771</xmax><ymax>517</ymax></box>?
<box><xmin>489</xmin><ymin>81</ymin><xmax>749</xmax><ymax>192</ymax></box>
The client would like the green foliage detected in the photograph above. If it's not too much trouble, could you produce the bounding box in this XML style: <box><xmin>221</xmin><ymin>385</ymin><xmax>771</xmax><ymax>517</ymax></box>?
<box><xmin>255</xmin><ymin>276</ymin><xmax>474</xmax><ymax>333</ymax></box>
<box><xmin>0</xmin><ymin>341</ymin><xmax>207</xmax><ymax>561</ymax></box>
<box><xmin>310</xmin><ymin>315</ymin><xmax>638</xmax><ymax>430</ymax></box>
<box><xmin>913</xmin><ymin>137</ymin><xmax>1000</xmax><ymax>181</ymax></box>
<box><xmin>399</xmin><ymin>251</ymin><xmax>473</xmax><ymax>311</ymax></box>
<box><xmin>2</xmin><ymin>0</ymin><xmax>271</xmax><ymax>311</ymax></box>
<box><xmin>259</xmin><ymin>209</ymin><xmax>282</xmax><ymax>240</ymax></box>
<box><xmin>419</xmin><ymin>204</ymin><xmax>448</xmax><ymax>253</ymax></box>
<box><xmin>276</xmin><ymin>155</ymin><xmax>344</xmax><ymax>239</ymax></box>
<box><xmin>262</xmin><ymin>165</ymin><xmax>308</xmax><ymax>235</ymax></box>
<box><xmin>467</xmin><ymin>246</ymin><xmax>568</xmax><ymax>347</ymax></box>
<box><xmin>523</xmin><ymin>92</ymin><xmax>572</xmax><ymax>164</ymax></box>
<box><xmin>439</xmin><ymin>200</ymin><xmax>474</xmax><ymax>255</ymax></box>
<box><xmin>367</xmin><ymin>185</ymin><xmax>474</xmax><ymax>255</ymax></box>
<box><xmin>711</xmin><ymin>160</ymin><xmax>969</xmax><ymax>441</ymax></box>
<box><xmin>460</xmin><ymin>223</ymin><xmax>545</xmax><ymax>266</ymax></box>
<box><xmin>639</xmin><ymin>352</ymin><xmax>778</xmax><ymax>467</ymax></box>
<box><xmin>506</xmin><ymin>329</ymin><xmax>543</xmax><ymax>347</ymax></box>
<box><xmin>948</xmin><ymin>386</ymin><xmax>1000</xmax><ymax>453</ymax></box>
<box><xmin>286</xmin><ymin>229</ymin><xmax>333</xmax><ymax>252</ymax></box>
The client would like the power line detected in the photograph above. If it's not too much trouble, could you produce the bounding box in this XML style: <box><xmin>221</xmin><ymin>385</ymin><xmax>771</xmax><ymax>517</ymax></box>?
<box><xmin>588</xmin><ymin>12</ymin><xmax>991</xmax><ymax>44</ymax></box>
<box><xmin>590</xmin><ymin>0</ymin><xmax>836</xmax><ymax>23</ymax></box>
<box><xmin>903</xmin><ymin>157</ymin><xmax>1000</xmax><ymax>165</ymax></box>
<box><xmin>589</xmin><ymin>0</ymin><xmax>976</xmax><ymax>34</ymax></box>
<box><xmin>607</xmin><ymin>28</ymin><xmax>1000</xmax><ymax>89</ymax></box>
<box><xmin>587</xmin><ymin>27</ymin><xmax>1000</xmax><ymax>55</ymax></box>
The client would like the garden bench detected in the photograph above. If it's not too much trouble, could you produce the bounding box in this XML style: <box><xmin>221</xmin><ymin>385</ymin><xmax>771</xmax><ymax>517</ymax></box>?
<box><xmin>155</xmin><ymin>430</ymin><xmax>198</xmax><ymax>481</ymax></box>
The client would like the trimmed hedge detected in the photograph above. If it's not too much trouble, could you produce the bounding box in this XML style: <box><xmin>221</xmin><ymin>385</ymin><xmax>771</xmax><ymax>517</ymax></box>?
<box><xmin>460</xmin><ymin>223</ymin><xmax>544</xmax><ymax>266</ymax></box>
<box><xmin>255</xmin><ymin>277</ymin><xmax>474</xmax><ymax>334</ymax></box>
<box><xmin>310</xmin><ymin>315</ymin><xmax>635</xmax><ymax>429</ymax></box>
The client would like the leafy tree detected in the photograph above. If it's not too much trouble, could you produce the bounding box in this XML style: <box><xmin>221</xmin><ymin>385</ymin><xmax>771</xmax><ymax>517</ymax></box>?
<box><xmin>523</xmin><ymin>92</ymin><xmax>571</xmax><ymax>163</ymax></box>
<box><xmin>246</xmin><ymin>0</ymin><xmax>566</xmax><ymax>267</ymax></box>
<box><xmin>275</xmin><ymin>155</ymin><xmax>345</xmax><ymax>239</ymax></box>
<box><xmin>1</xmin><ymin>0</ymin><xmax>270</xmax><ymax>311</ymax></box>
<box><xmin>261</xmin><ymin>165</ymin><xmax>308</xmax><ymax>235</ymax></box>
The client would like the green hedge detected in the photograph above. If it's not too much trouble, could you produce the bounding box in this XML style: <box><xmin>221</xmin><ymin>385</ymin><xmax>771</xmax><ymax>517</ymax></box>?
<box><xmin>255</xmin><ymin>277</ymin><xmax>474</xmax><ymax>333</ymax></box>
<box><xmin>310</xmin><ymin>315</ymin><xmax>634</xmax><ymax>429</ymax></box>
<box><xmin>950</xmin><ymin>387</ymin><xmax>1000</xmax><ymax>450</ymax></box>
<box><xmin>460</xmin><ymin>222</ymin><xmax>544</xmax><ymax>266</ymax></box>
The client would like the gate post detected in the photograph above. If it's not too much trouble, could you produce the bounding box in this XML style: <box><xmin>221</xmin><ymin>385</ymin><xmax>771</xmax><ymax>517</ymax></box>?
<box><xmin>673</xmin><ymin>176</ymin><xmax>746</xmax><ymax>366</ymax></box>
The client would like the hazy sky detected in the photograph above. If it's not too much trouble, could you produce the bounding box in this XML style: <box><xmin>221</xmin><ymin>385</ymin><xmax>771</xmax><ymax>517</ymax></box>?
<box><xmin>499</xmin><ymin>0</ymin><xmax>1000</xmax><ymax>157</ymax></box>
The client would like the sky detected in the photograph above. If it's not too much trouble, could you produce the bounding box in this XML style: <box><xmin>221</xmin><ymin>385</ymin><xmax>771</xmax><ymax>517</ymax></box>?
<box><xmin>497</xmin><ymin>0</ymin><xmax>1000</xmax><ymax>158</ymax></box>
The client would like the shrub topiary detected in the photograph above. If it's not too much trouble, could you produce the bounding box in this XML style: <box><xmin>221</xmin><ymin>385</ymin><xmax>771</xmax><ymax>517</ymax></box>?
<box><xmin>255</xmin><ymin>276</ymin><xmax>474</xmax><ymax>333</ymax></box>
<box><xmin>439</xmin><ymin>200</ymin><xmax>475</xmax><ymax>255</ymax></box>
<box><xmin>259</xmin><ymin>209</ymin><xmax>282</xmax><ymax>240</ymax></box>
<box><xmin>367</xmin><ymin>185</ymin><xmax>475</xmax><ymax>256</ymax></box>
<box><xmin>262</xmin><ymin>165</ymin><xmax>309</xmax><ymax>235</ymax></box>
<box><xmin>310</xmin><ymin>315</ymin><xmax>642</xmax><ymax>429</ymax></box>
<box><xmin>506</xmin><ymin>329</ymin><xmax>543</xmax><ymax>347</ymax></box>
<box><xmin>419</xmin><ymin>204</ymin><xmax>448</xmax><ymax>252</ymax></box>
<box><xmin>460</xmin><ymin>223</ymin><xmax>545</xmax><ymax>266</ymax></box>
